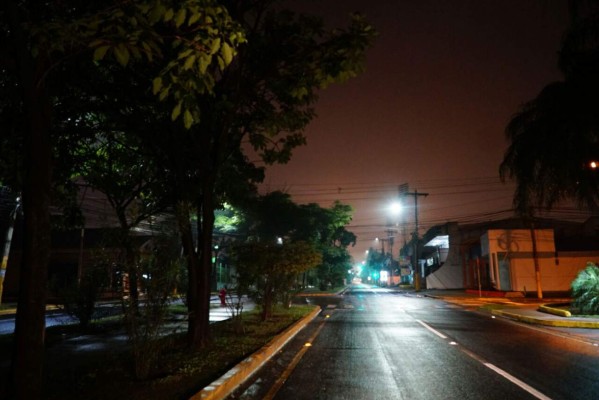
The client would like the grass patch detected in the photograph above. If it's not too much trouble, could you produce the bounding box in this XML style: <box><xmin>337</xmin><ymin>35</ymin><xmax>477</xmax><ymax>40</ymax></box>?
<box><xmin>0</xmin><ymin>305</ymin><xmax>314</xmax><ymax>400</ymax></box>
<box><xmin>0</xmin><ymin>303</ymin><xmax>16</xmax><ymax>311</ymax></box>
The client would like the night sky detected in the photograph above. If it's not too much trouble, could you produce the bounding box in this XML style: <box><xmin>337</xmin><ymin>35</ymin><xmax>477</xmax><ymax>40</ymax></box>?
<box><xmin>260</xmin><ymin>1</ymin><xmax>578</xmax><ymax>263</ymax></box>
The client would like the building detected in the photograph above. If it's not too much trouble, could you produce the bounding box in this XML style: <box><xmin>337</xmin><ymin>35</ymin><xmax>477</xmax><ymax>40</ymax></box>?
<box><xmin>421</xmin><ymin>218</ymin><xmax>599</xmax><ymax>293</ymax></box>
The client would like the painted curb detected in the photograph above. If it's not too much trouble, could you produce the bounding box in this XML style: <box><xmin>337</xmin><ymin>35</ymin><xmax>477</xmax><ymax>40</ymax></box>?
<box><xmin>538</xmin><ymin>304</ymin><xmax>571</xmax><ymax>317</ymax></box>
<box><xmin>492</xmin><ymin>309</ymin><xmax>599</xmax><ymax>328</ymax></box>
<box><xmin>191</xmin><ymin>306</ymin><xmax>322</xmax><ymax>400</ymax></box>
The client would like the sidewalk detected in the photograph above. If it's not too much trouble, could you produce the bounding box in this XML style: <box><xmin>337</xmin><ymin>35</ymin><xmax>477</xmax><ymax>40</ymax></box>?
<box><xmin>420</xmin><ymin>289</ymin><xmax>599</xmax><ymax>344</ymax></box>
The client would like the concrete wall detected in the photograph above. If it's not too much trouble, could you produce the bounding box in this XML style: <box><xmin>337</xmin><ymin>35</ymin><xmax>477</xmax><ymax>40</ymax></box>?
<box><xmin>426</xmin><ymin>224</ymin><xmax>463</xmax><ymax>289</ymax></box>
<box><xmin>428</xmin><ymin>227</ymin><xmax>599</xmax><ymax>292</ymax></box>
<box><xmin>484</xmin><ymin>230</ymin><xmax>598</xmax><ymax>292</ymax></box>
<box><xmin>510</xmin><ymin>251</ymin><xmax>599</xmax><ymax>292</ymax></box>
<box><xmin>426</xmin><ymin>261</ymin><xmax>463</xmax><ymax>289</ymax></box>
<box><xmin>484</xmin><ymin>229</ymin><xmax>555</xmax><ymax>255</ymax></box>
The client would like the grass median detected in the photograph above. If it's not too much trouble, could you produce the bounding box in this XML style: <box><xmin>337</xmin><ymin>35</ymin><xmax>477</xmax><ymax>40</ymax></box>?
<box><xmin>0</xmin><ymin>304</ymin><xmax>315</xmax><ymax>400</ymax></box>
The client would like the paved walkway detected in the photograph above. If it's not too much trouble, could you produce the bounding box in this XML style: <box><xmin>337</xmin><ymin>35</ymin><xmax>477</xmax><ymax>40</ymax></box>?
<box><xmin>419</xmin><ymin>289</ymin><xmax>599</xmax><ymax>345</ymax></box>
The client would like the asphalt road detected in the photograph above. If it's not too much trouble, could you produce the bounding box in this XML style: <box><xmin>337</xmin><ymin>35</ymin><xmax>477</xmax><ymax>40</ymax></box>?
<box><xmin>229</xmin><ymin>285</ymin><xmax>599</xmax><ymax>400</ymax></box>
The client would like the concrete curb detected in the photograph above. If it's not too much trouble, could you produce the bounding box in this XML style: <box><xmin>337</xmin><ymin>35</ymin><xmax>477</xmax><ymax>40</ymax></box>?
<box><xmin>538</xmin><ymin>304</ymin><xmax>571</xmax><ymax>317</ymax></box>
<box><xmin>191</xmin><ymin>306</ymin><xmax>322</xmax><ymax>400</ymax></box>
<box><xmin>491</xmin><ymin>309</ymin><xmax>599</xmax><ymax>329</ymax></box>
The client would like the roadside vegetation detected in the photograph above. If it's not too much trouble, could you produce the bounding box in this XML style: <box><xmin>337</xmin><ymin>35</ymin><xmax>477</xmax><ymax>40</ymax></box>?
<box><xmin>1</xmin><ymin>1</ymin><xmax>375</xmax><ymax>397</ymax></box>
<box><xmin>571</xmin><ymin>262</ymin><xmax>599</xmax><ymax>316</ymax></box>
<box><xmin>0</xmin><ymin>304</ymin><xmax>315</xmax><ymax>400</ymax></box>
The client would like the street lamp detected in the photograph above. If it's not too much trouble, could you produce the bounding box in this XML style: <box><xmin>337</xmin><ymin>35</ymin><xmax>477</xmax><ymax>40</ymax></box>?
<box><xmin>389</xmin><ymin>201</ymin><xmax>402</xmax><ymax>217</ymax></box>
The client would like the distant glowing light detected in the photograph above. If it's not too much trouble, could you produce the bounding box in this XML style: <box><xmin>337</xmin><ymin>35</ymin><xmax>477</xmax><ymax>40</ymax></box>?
<box><xmin>389</xmin><ymin>201</ymin><xmax>403</xmax><ymax>216</ymax></box>
<box><xmin>380</xmin><ymin>270</ymin><xmax>389</xmax><ymax>281</ymax></box>
<box><xmin>591</xmin><ymin>161</ymin><xmax>598</xmax><ymax>169</ymax></box>
<box><xmin>304</xmin><ymin>342</ymin><xmax>312</xmax><ymax>347</ymax></box>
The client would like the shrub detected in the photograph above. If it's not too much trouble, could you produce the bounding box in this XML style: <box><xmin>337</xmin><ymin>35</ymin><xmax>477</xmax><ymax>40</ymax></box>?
<box><xmin>571</xmin><ymin>262</ymin><xmax>599</xmax><ymax>315</ymax></box>
<box><xmin>50</xmin><ymin>258</ymin><xmax>109</xmax><ymax>330</ymax></box>
<box><xmin>124</xmin><ymin>234</ymin><xmax>184</xmax><ymax>380</ymax></box>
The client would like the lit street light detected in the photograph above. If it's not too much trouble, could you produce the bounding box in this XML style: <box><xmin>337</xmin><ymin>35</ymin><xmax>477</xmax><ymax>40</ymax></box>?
<box><xmin>389</xmin><ymin>201</ymin><xmax>402</xmax><ymax>217</ymax></box>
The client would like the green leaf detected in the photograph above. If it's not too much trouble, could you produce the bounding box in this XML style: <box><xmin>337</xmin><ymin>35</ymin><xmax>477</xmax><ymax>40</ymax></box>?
<box><xmin>172</xmin><ymin>102</ymin><xmax>182</xmax><ymax>120</ymax></box>
<box><xmin>139</xmin><ymin>41</ymin><xmax>153</xmax><ymax>62</ymax></box>
<box><xmin>210</xmin><ymin>38</ymin><xmax>221</xmax><ymax>55</ymax></box>
<box><xmin>114</xmin><ymin>44</ymin><xmax>130</xmax><ymax>66</ymax></box>
<box><xmin>188</xmin><ymin>11</ymin><xmax>202</xmax><ymax>26</ymax></box>
<box><xmin>183</xmin><ymin>109</ymin><xmax>193</xmax><ymax>129</ymax></box>
<box><xmin>221</xmin><ymin>42</ymin><xmax>233</xmax><ymax>65</ymax></box>
<box><xmin>148</xmin><ymin>4</ymin><xmax>166</xmax><ymax>24</ymax></box>
<box><xmin>159</xmin><ymin>87</ymin><xmax>170</xmax><ymax>101</ymax></box>
<box><xmin>198</xmin><ymin>55</ymin><xmax>210</xmax><ymax>74</ymax></box>
<box><xmin>93</xmin><ymin>45</ymin><xmax>110</xmax><ymax>61</ymax></box>
<box><xmin>152</xmin><ymin>77</ymin><xmax>163</xmax><ymax>95</ymax></box>
<box><xmin>88</xmin><ymin>39</ymin><xmax>105</xmax><ymax>48</ymax></box>
<box><xmin>177</xmin><ymin>49</ymin><xmax>194</xmax><ymax>60</ymax></box>
<box><xmin>175</xmin><ymin>8</ymin><xmax>187</xmax><ymax>28</ymax></box>
<box><xmin>164</xmin><ymin>8</ymin><xmax>175</xmax><ymax>22</ymax></box>
<box><xmin>183</xmin><ymin>55</ymin><xmax>196</xmax><ymax>70</ymax></box>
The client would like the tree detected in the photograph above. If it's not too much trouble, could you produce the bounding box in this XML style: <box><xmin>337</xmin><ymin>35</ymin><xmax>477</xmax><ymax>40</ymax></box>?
<box><xmin>571</xmin><ymin>262</ymin><xmax>599</xmax><ymax>315</ymax></box>
<box><xmin>232</xmin><ymin>240</ymin><xmax>321</xmax><ymax>320</ymax></box>
<box><xmin>499</xmin><ymin>2</ymin><xmax>599</xmax><ymax>214</ymax></box>
<box><xmin>74</xmin><ymin>132</ymin><xmax>168</xmax><ymax>308</ymax></box>
<box><xmin>297</xmin><ymin>202</ymin><xmax>356</xmax><ymax>289</ymax></box>
<box><xmin>499</xmin><ymin>2</ymin><xmax>599</xmax><ymax>300</ymax></box>
<box><xmin>0</xmin><ymin>1</ymin><xmax>242</xmax><ymax>397</ymax></box>
<box><xmin>153</xmin><ymin>2</ymin><xmax>375</xmax><ymax>347</ymax></box>
<box><xmin>234</xmin><ymin>192</ymin><xmax>356</xmax><ymax>292</ymax></box>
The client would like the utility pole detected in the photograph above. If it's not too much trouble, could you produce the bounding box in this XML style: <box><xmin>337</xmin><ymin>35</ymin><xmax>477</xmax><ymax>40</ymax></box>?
<box><xmin>400</xmin><ymin>188</ymin><xmax>428</xmax><ymax>291</ymax></box>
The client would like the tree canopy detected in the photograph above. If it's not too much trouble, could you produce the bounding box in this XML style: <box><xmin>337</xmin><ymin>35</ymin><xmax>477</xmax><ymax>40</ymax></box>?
<box><xmin>500</xmin><ymin>3</ymin><xmax>599</xmax><ymax>214</ymax></box>
<box><xmin>1</xmin><ymin>0</ymin><xmax>375</xmax><ymax>396</ymax></box>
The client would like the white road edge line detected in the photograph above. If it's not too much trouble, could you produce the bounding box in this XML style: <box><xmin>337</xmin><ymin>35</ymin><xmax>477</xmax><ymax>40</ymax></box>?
<box><xmin>483</xmin><ymin>362</ymin><xmax>553</xmax><ymax>400</ymax></box>
<box><xmin>416</xmin><ymin>319</ymin><xmax>447</xmax><ymax>339</ymax></box>
<box><xmin>415</xmin><ymin>319</ymin><xmax>553</xmax><ymax>400</ymax></box>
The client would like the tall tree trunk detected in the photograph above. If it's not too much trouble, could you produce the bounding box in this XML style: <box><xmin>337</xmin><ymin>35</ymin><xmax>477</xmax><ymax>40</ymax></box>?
<box><xmin>12</xmin><ymin>101</ymin><xmax>52</xmax><ymax>400</ymax></box>
<box><xmin>6</xmin><ymin>1</ymin><xmax>52</xmax><ymax>398</ymax></box>
<box><xmin>261</xmin><ymin>281</ymin><xmax>273</xmax><ymax>321</ymax></box>
<box><xmin>529</xmin><ymin>221</ymin><xmax>543</xmax><ymax>299</ymax></box>
<box><xmin>189</xmin><ymin>180</ymin><xmax>215</xmax><ymax>348</ymax></box>
<box><xmin>176</xmin><ymin>202</ymin><xmax>200</xmax><ymax>344</ymax></box>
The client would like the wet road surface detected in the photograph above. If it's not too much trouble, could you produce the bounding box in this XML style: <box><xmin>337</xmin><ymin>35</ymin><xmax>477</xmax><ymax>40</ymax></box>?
<box><xmin>229</xmin><ymin>285</ymin><xmax>599</xmax><ymax>400</ymax></box>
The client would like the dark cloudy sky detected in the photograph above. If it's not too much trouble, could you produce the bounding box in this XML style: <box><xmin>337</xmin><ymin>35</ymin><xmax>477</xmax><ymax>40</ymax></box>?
<box><xmin>261</xmin><ymin>1</ymin><xmax>577</xmax><ymax>263</ymax></box>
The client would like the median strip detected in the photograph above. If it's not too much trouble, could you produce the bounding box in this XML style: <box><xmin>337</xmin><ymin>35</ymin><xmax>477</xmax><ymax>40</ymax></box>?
<box><xmin>191</xmin><ymin>306</ymin><xmax>321</xmax><ymax>400</ymax></box>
